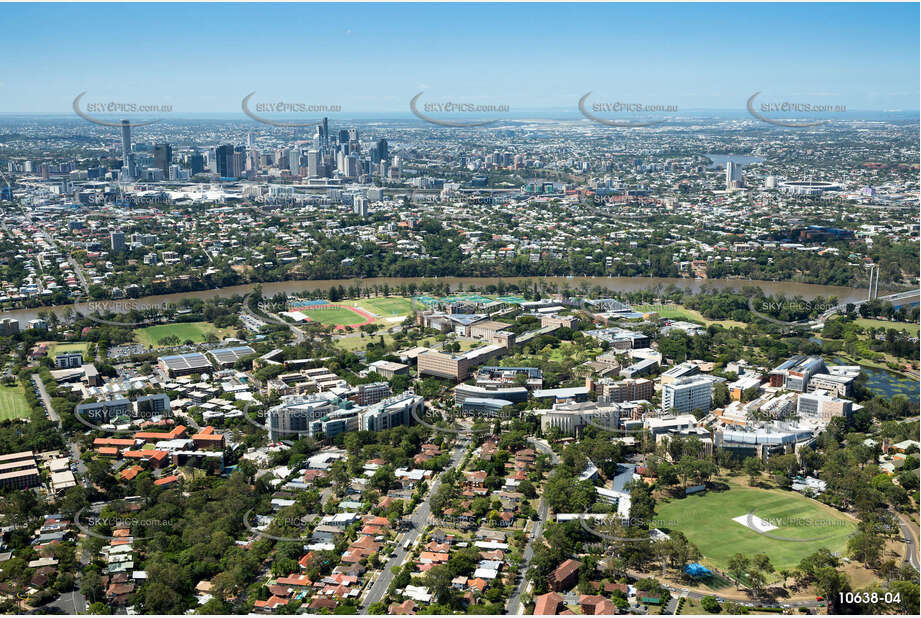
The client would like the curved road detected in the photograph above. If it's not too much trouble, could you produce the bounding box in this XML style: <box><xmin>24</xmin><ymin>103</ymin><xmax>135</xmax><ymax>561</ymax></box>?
<box><xmin>241</xmin><ymin>294</ymin><xmax>307</xmax><ymax>344</ymax></box>
<box><xmin>896</xmin><ymin>512</ymin><xmax>920</xmax><ymax>572</ymax></box>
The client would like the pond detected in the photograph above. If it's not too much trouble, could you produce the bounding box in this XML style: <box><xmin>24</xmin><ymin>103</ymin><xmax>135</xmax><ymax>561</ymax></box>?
<box><xmin>829</xmin><ymin>357</ymin><xmax>919</xmax><ymax>404</ymax></box>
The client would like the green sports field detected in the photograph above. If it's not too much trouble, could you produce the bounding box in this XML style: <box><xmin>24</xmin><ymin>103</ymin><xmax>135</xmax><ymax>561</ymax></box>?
<box><xmin>655</xmin><ymin>486</ymin><xmax>857</xmax><ymax>572</ymax></box>
<box><xmin>134</xmin><ymin>322</ymin><xmax>230</xmax><ymax>347</ymax></box>
<box><xmin>633</xmin><ymin>304</ymin><xmax>747</xmax><ymax>329</ymax></box>
<box><xmin>0</xmin><ymin>383</ymin><xmax>31</xmax><ymax>421</ymax></box>
<box><xmin>356</xmin><ymin>297</ymin><xmax>415</xmax><ymax>316</ymax></box>
<box><xmin>299</xmin><ymin>306</ymin><xmax>368</xmax><ymax>326</ymax></box>
<box><xmin>853</xmin><ymin>317</ymin><xmax>919</xmax><ymax>337</ymax></box>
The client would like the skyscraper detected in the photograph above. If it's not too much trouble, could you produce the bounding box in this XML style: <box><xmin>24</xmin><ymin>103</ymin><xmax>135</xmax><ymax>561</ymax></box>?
<box><xmin>233</xmin><ymin>146</ymin><xmax>246</xmax><ymax>177</ymax></box>
<box><xmin>120</xmin><ymin>120</ymin><xmax>134</xmax><ymax>180</ymax></box>
<box><xmin>376</xmin><ymin>138</ymin><xmax>388</xmax><ymax>161</ymax></box>
<box><xmin>153</xmin><ymin>143</ymin><xmax>172</xmax><ymax>177</ymax></box>
<box><xmin>188</xmin><ymin>149</ymin><xmax>204</xmax><ymax>174</ymax></box>
<box><xmin>215</xmin><ymin>144</ymin><xmax>234</xmax><ymax>178</ymax></box>
<box><xmin>725</xmin><ymin>161</ymin><xmax>742</xmax><ymax>190</ymax></box>
<box><xmin>307</xmin><ymin>149</ymin><xmax>321</xmax><ymax>177</ymax></box>
<box><xmin>343</xmin><ymin>154</ymin><xmax>359</xmax><ymax>178</ymax></box>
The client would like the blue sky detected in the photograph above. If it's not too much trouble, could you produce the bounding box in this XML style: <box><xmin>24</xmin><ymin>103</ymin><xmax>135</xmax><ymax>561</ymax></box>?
<box><xmin>0</xmin><ymin>2</ymin><xmax>918</xmax><ymax>113</ymax></box>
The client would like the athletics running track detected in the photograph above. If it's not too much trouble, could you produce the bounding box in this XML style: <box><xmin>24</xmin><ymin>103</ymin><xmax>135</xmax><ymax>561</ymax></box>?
<box><xmin>299</xmin><ymin>304</ymin><xmax>376</xmax><ymax>331</ymax></box>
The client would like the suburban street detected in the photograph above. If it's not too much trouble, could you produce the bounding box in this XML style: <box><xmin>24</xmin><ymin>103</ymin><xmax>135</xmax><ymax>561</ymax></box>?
<box><xmin>505</xmin><ymin>438</ymin><xmax>560</xmax><ymax>615</ymax></box>
<box><xmin>359</xmin><ymin>439</ymin><xmax>468</xmax><ymax>612</ymax></box>
<box><xmin>67</xmin><ymin>255</ymin><xmax>90</xmax><ymax>295</ymax></box>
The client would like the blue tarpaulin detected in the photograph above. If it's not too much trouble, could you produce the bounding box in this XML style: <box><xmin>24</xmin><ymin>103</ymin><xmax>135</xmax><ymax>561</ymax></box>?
<box><xmin>685</xmin><ymin>562</ymin><xmax>712</xmax><ymax>578</ymax></box>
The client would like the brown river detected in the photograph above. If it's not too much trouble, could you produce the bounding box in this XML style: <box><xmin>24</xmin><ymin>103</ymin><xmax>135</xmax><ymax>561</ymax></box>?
<box><xmin>0</xmin><ymin>276</ymin><xmax>877</xmax><ymax>324</ymax></box>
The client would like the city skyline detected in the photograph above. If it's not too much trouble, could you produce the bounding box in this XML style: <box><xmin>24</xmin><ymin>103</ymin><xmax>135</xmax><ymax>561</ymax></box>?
<box><xmin>0</xmin><ymin>5</ymin><xmax>917</xmax><ymax>615</ymax></box>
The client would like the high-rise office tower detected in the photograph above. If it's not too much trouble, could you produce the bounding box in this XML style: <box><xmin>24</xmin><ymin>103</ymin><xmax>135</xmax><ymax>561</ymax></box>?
<box><xmin>338</xmin><ymin>129</ymin><xmax>349</xmax><ymax>145</ymax></box>
<box><xmin>233</xmin><ymin>146</ymin><xmax>246</xmax><ymax>177</ymax></box>
<box><xmin>215</xmin><ymin>144</ymin><xmax>234</xmax><ymax>178</ymax></box>
<box><xmin>376</xmin><ymin>138</ymin><xmax>388</xmax><ymax>161</ymax></box>
<box><xmin>247</xmin><ymin>131</ymin><xmax>254</xmax><ymax>149</ymax></box>
<box><xmin>343</xmin><ymin>154</ymin><xmax>359</xmax><ymax>178</ymax></box>
<box><xmin>120</xmin><ymin>120</ymin><xmax>134</xmax><ymax>180</ymax></box>
<box><xmin>307</xmin><ymin>149</ymin><xmax>321</xmax><ymax>178</ymax></box>
<box><xmin>289</xmin><ymin>147</ymin><xmax>301</xmax><ymax>174</ymax></box>
<box><xmin>188</xmin><ymin>150</ymin><xmax>204</xmax><ymax>174</ymax></box>
<box><xmin>153</xmin><ymin>143</ymin><xmax>172</xmax><ymax>177</ymax></box>
<box><xmin>322</xmin><ymin>117</ymin><xmax>329</xmax><ymax>148</ymax></box>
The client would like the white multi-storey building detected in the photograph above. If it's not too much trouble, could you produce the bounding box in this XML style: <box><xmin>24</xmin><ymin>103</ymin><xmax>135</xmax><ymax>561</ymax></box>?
<box><xmin>662</xmin><ymin>376</ymin><xmax>712</xmax><ymax>414</ymax></box>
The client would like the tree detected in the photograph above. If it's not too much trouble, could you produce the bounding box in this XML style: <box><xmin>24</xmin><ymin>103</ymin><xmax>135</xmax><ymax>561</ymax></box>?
<box><xmin>727</xmin><ymin>553</ymin><xmax>749</xmax><ymax>589</ymax></box>
<box><xmin>423</xmin><ymin>564</ymin><xmax>454</xmax><ymax>604</ymax></box>
<box><xmin>742</xmin><ymin>457</ymin><xmax>763</xmax><ymax>485</ymax></box>
<box><xmin>748</xmin><ymin>553</ymin><xmax>773</xmax><ymax>597</ymax></box>
<box><xmin>330</xmin><ymin>461</ymin><xmax>351</xmax><ymax>497</ymax></box>
<box><xmin>712</xmin><ymin>382</ymin><xmax>730</xmax><ymax>408</ymax></box>
<box><xmin>848</xmin><ymin>531</ymin><xmax>883</xmax><ymax>568</ymax></box>
<box><xmin>430</xmin><ymin>483</ymin><xmax>454</xmax><ymax>515</ymax></box>
<box><xmin>628</xmin><ymin>481</ymin><xmax>656</xmax><ymax>526</ymax></box>
<box><xmin>814</xmin><ymin>566</ymin><xmax>850</xmax><ymax>613</ymax></box>
<box><xmin>518</xmin><ymin>479</ymin><xmax>537</xmax><ymax>499</ymax></box>
<box><xmin>81</xmin><ymin>571</ymin><xmax>104</xmax><ymax>604</ymax></box>
<box><xmin>700</xmin><ymin>596</ymin><xmax>721</xmax><ymax>613</ymax></box>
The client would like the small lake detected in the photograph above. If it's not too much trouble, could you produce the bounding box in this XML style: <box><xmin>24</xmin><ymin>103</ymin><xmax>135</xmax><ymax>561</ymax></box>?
<box><xmin>703</xmin><ymin>153</ymin><xmax>766</xmax><ymax>169</ymax></box>
<box><xmin>829</xmin><ymin>357</ymin><xmax>919</xmax><ymax>404</ymax></box>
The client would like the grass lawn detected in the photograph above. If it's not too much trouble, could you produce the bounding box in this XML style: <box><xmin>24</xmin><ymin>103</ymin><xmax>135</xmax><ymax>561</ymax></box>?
<box><xmin>356</xmin><ymin>296</ymin><xmax>416</xmax><ymax>317</ymax></box>
<box><xmin>0</xmin><ymin>383</ymin><xmax>31</xmax><ymax>421</ymax></box>
<box><xmin>678</xmin><ymin>597</ymin><xmax>754</xmax><ymax>615</ymax></box>
<box><xmin>300</xmin><ymin>306</ymin><xmax>369</xmax><ymax>326</ymax></box>
<box><xmin>853</xmin><ymin>317</ymin><xmax>919</xmax><ymax>337</ymax></box>
<box><xmin>46</xmin><ymin>341</ymin><xmax>90</xmax><ymax>357</ymax></box>
<box><xmin>679</xmin><ymin>598</ymin><xmax>718</xmax><ymax>614</ymax></box>
<box><xmin>656</xmin><ymin>484</ymin><xmax>856</xmax><ymax>572</ymax></box>
<box><xmin>547</xmin><ymin>342</ymin><xmax>602</xmax><ymax>363</ymax></box>
<box><xmin>134</xmin><ymin>322</ymin><xmax>232</xmax><ymax>347</ymax></box>
<box><xmin>634</xmin><ymin>304</ymin><xmax>747</xmax><ymax>329</ymax></box>
<box><xmin>500</xmin><ymin>341</ymin><xmax>602</xmax><ymax>369</ymax></box>
<box><xmin>452</xmin><ymin>338</ymin><xmax>482</xmax><ymax>352</ymax></box>
<box><xmin>336</xmin><ymin>332</ymin><xmax>395</xmax><ymax>352</ymax></box>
